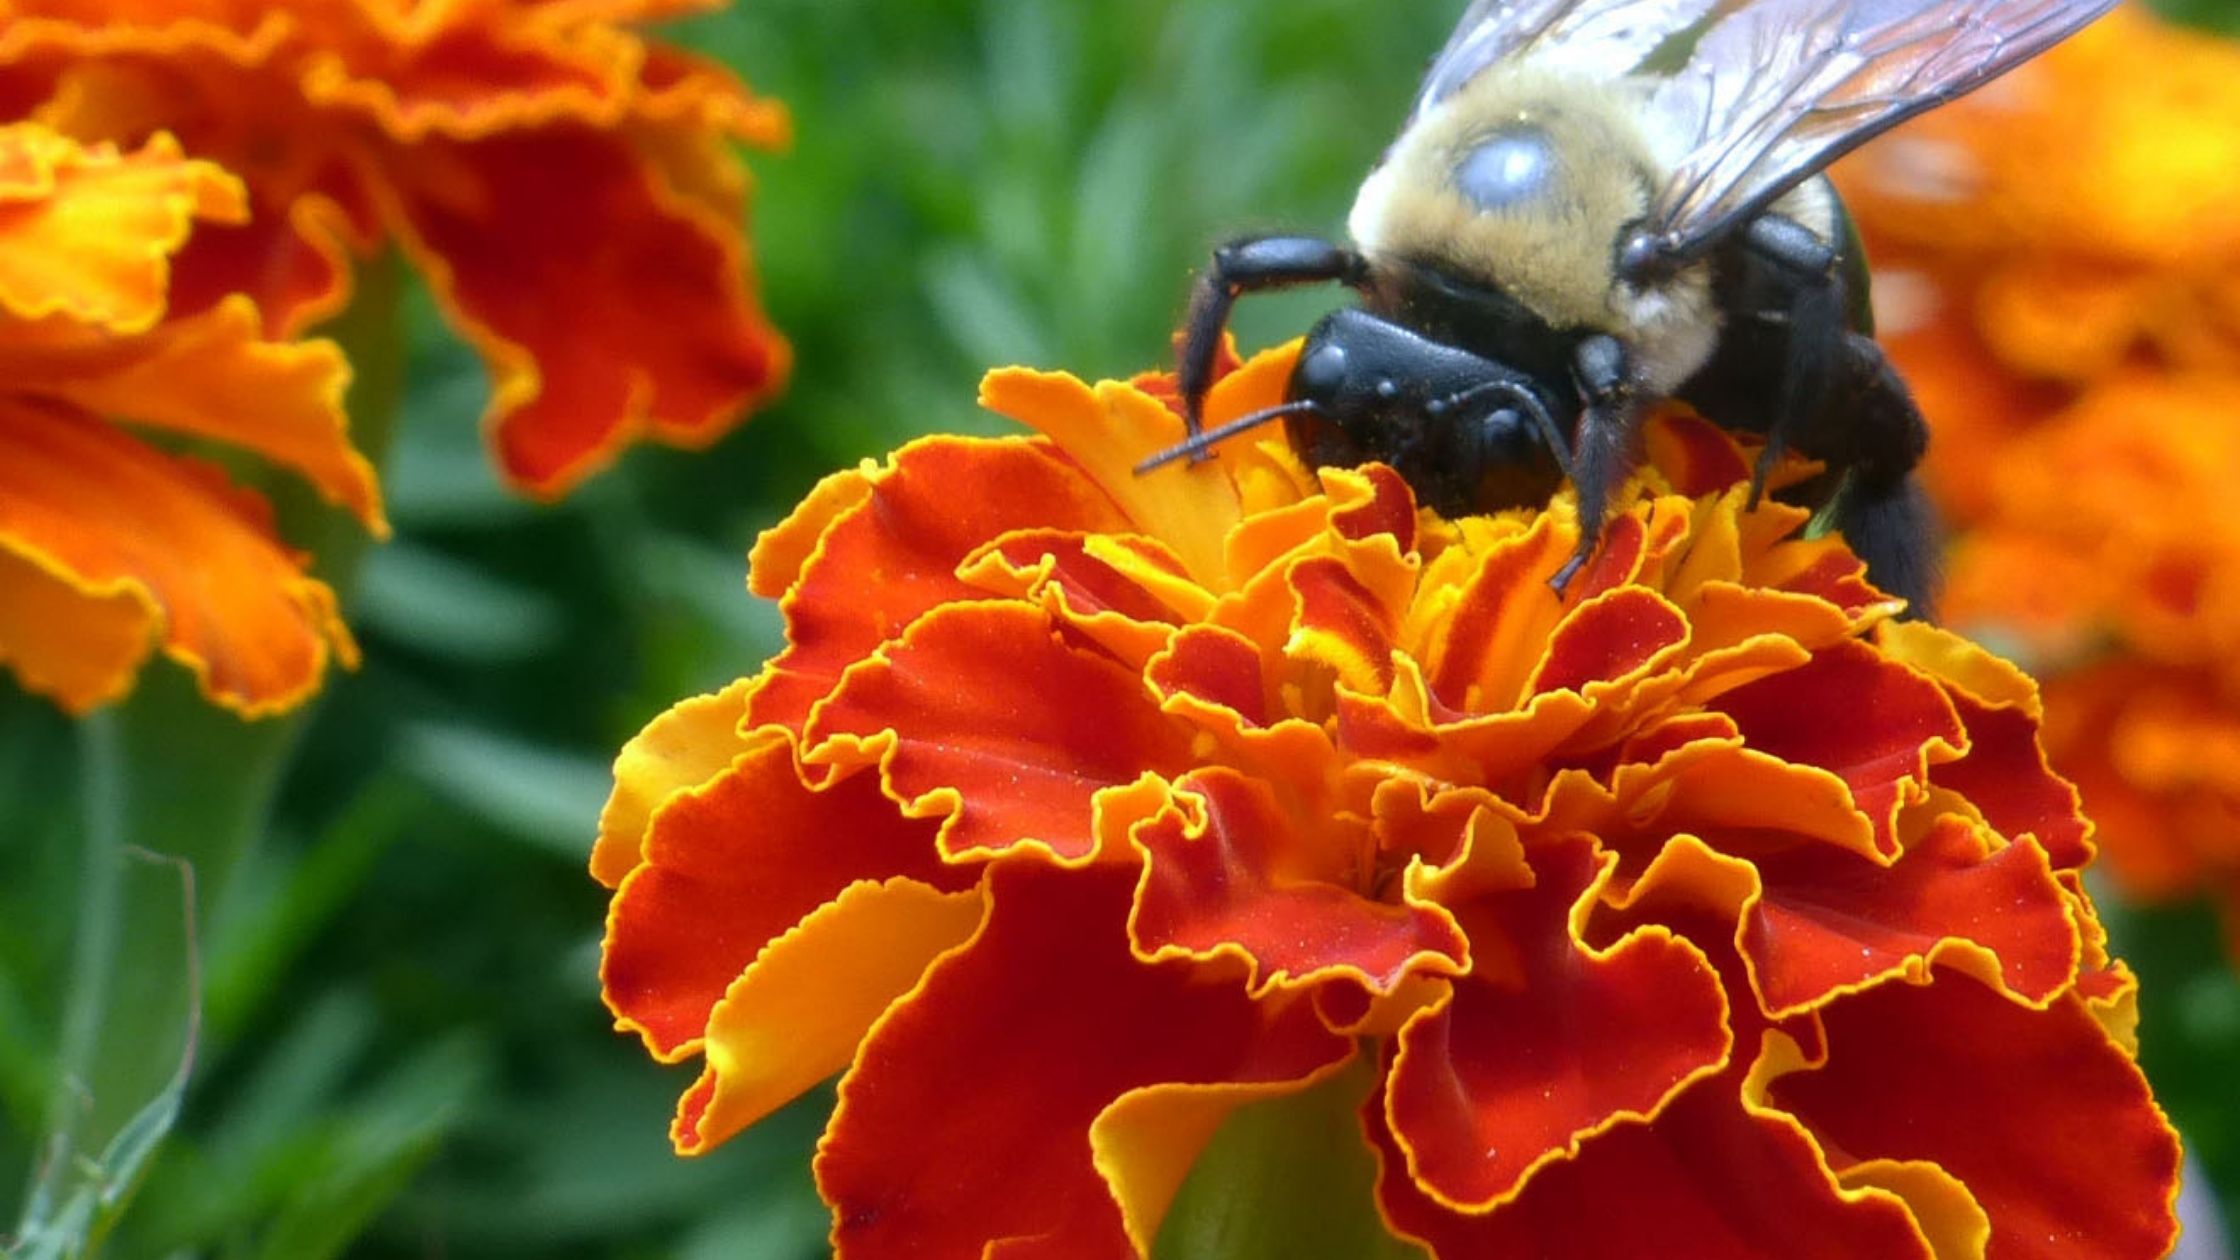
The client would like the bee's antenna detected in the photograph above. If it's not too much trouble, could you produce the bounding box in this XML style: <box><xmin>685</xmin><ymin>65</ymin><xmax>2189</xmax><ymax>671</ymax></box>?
<box><xmin>1134</xmin><ymin>400</ymin><xmax>1323</xmax><ymax>474</ymax></box>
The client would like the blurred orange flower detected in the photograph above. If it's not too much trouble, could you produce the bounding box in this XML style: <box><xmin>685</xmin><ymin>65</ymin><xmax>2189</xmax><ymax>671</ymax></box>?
<box><xmin>0</xmin><ymin>0</ymin><xmax>791</xmax><ymax>497</ymax></box>
<box><xmin>1837</xmin><ymin>5</ymin><xmax>2240</xmax><ymax>950</ymax></box>
<box><xmin>593</xmin><ymin>342</ymin><xmax>2178</xmax><ymax>1258</ymax></box>
<box><xmin>0</xmin><ymin>122</ymin><xmax>378</xmax><ymax>716</ymax></box>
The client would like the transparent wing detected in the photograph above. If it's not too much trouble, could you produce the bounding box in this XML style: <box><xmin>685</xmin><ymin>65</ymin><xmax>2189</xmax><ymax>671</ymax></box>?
<box><xmin>1410</xmin><ymin>0</ymin><xmax>1724</xmax><ymax>120</ymax></box>
<box><xmin>1644</xmin><ymin>0</ymin><xmax>2114</xmax><ymax>257</ymax></box>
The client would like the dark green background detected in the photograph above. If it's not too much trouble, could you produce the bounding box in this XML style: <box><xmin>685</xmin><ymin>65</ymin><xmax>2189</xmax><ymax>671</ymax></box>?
<box><xmin>2</xmin><ymin>1</ymin><xmax>2234</xmax><ymax>1255</ymax></box>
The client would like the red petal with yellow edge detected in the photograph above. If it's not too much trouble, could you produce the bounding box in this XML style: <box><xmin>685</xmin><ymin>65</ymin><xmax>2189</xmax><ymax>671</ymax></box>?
<box><xmin>600</xmin><ymin>734</ymin><xmax>959</xmax><ymax>1058</ymax></box>
<box><xmin>1328</xmin><ymin>461</ymin><xmax>1418</xmax><ymax>551</ymax></box>
<box><xmin>674</xmin><ymin>876</ymin><xmax>983</xmax><ymax>1154</ymax></box>
<box><xmin>1131</xmin><ymin>768</ymin><xmax>1468</xmax><ymax>996</ymax></box>
<box><xmin>591</xmin><ymin>676</ymin><xmax>755</xmax><ymax>887</ymax></box>
<box><xmin>1610</xmin><ymin>710</ymin><xmax>1740</xmax><ymax>773</ymax></box>
<box><xmin>1745</xmin><ymin>817</ymin><xmax>2078</xmax><ymax>1017</ymax></box>
<box><xmin>816</xmin><ymin>860</ymin><xmax>1352</xmax><ymax>1259</ymax></box>
<box><xmin>1767</xmin><ymin>545</ymin><xmax>1890</xmax><ymax>617</ymax></box>
<box><xmin>957</xmin><ymin>529</ymin><xmax>1191</xmax><ymax>663</ymax></box>
<box><xmin>1769</xmin><ymin>973</ymin><xmax>2180</xmax><ymax>1260</ymax></box>
<box><xmin>750</xmin><ymin>436</ymin><xmax>1126</xmax><ymax>731</ymax></box>
<box><xmin>0</xmin><ymin>125</ymin><xmax>243</xmax><ymax>333</ymax></box>
<box><xmin>1147</xmin><ymin>624</ymin><xmax>1273</xmax><ymax>729</ymax></box>
<box><xmin>9</xmin><ymin>295</ymin><xmax>382</xmax><ymax>531</ymax></box>
<box><xmin>1929</xmin><ymin>691</ymin><xmax>2092</xmax><ymax>871</ymax></box>
<box><xmin>1387</xmin><ymin>836</ymin><xmax>1732</xmax><ymax>1211</ymax></box>
<box><xmin>803</xmin><ymin>601</ymin><xmax>1195</xmax><ymax>863</ymax></box>
<box><xmin>296</xmin><ymin>20</ymin><xmax>640</xmax><ymax>144</ymax></box>
<box><xmin>0</xmin><ymin>399</ymin><xmax>352</xmax><ymax>717</ymax></box>
<box><xmin>169</xmin><ymin>193</ymin><xmax>368</xmax><ymax>338</ymax></box>
<box><xmin>1568</xmin><ymin>508</ymin><xmax>1693</xmax><ymax>604</ymax></box>
<box><xmin>747</xmin><ymin>463</ymin><xmax>875</xmax><ymax>600</ymax></box>
<box><xmin>967</xmin><ymin>530</ymin><xmax>1186</xmax><ymax>625</ymax></box>
<box><xmin>1288</xmin><ymin>554</ymin><xmax>1400</xmax><ymax>695</ymax></box>
<box><xmin>384</xmin><ymin>127</ymin><xmax>786</xmax><ymax>497</ymax></box>
<box><xmin>1644</xmin><ymin>411</ymin><xmax>1752</xmax><ymax>497</ymax></box>
<box><xmin>1426</xmin><ymin>514</ymin><xmax>1569</xmax><ymax>714</ymax></box>
<box><xmin>1526</xmin><ymin>586</ymin><xmax>1689</xmax><ymax>699</ymax></box>
<box><xmin>1369</xmin><ymin>1065</ymin><xmax>1935</xmax><ymax>1260</ymax></box>
<box><xmin>1709</xmin><ymin>640</ymin><xmax>1963</xmax><ymax>855</ymax></box>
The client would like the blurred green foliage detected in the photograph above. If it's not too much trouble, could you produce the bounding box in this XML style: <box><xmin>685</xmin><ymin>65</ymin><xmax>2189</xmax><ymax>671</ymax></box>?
<box><xmin>2</xmin><ymin>0</ymin><xmax>2238</xmax><ymax>1255</ymax></box>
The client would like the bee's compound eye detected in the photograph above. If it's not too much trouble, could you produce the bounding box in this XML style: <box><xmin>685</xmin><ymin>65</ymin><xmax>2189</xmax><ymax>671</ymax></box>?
<box><xmin>1453</xmin><ymin>127</ymin><xmax>1556</xmax><ymax>213</ymax></box>
<box><xmin>1295</xmin><ymin>341</ymin><xmax>1348</xmax><ymax>396</ymax></box>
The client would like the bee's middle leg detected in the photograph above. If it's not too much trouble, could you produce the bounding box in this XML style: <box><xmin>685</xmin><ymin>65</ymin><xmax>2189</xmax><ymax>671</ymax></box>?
<box><xmin>1739</xmin><ymin>213</ymin><xmax>1843</xmax><ymax>506</ymax></box>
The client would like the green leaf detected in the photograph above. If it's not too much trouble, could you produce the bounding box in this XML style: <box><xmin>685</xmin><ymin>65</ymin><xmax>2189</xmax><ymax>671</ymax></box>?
<box><xmin>399</xmin><ymin>723</ymin><xmax>611</xmax><ymax>861</ymax></box>
<box><xmin>354</xmin><ymin>544</ymin><xmax>565</xmax><ymax>663</ymax></box>
<box><xmin>1153</xmin><ymin>1052</ymin><xmax>1426</xmax><ymax>1260</ymax></box>
<box><xmin>245</xmin><ymin>1034</ymin><xmax>489</xmax><ymax>1260</ymax></box>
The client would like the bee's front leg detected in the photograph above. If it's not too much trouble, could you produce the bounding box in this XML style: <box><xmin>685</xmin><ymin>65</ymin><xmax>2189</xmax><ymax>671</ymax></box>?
<box><xmin>1553</xmin><ymin>332</ymin><xmax>1638</xmax><ymax>594</ymax></box>
<box><xmin>1181</xmin><ymin>236</ymin><xmax>1370</xmax><ymax>443</ymax></box>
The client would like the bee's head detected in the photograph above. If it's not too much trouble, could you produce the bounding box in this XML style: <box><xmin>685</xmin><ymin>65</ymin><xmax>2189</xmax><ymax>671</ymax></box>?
<box><xmin>1350</xmin><ymin>71</ymin><xmax>1660</xmax><ymax>332</ymax></box>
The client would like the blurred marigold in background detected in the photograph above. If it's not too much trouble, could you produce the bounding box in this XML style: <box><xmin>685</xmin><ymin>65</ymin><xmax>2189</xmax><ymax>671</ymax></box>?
<box><xmin>0</xmin><ymin>122</ymin><xmax>377</xmax><ymax>716</ymax></box>
<box><xmin>1837</xmin><ymin>5</ymin><xmax>2240</xmax><ymax>956</ymax></box>
<box><xmin>593</xmin><ymin>342</ymin><xmax>2180</xmax><ymax>1258</ymax></box>
<box><xmin>0</xmin><ymin>0</ymin><xmax>791</xmax><ymax>497</ymax></box>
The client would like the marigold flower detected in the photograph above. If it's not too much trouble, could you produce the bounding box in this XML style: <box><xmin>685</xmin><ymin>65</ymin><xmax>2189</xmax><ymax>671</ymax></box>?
<box><xmin>1835</xmin><ymin>5</ymin><xmax>2240</xmax><ymax>951</ymax></box>
<box><xmin>594</xmin><ymin>340</ymin><xmax>2180</xmax><ymax>1257</ymax></box>
<box><xmin>0</xmin><ymin>0</ymin><xmax>791</xmax><ymax>497</ymax></box>
<box><xmin>0</xmin><ymin>122</ymin><xmax>376</xmax><ymax>716</ymax></box>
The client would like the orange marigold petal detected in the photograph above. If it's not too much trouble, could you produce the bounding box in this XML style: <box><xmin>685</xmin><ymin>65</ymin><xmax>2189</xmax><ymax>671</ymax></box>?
<box><xmin>1709</xmin><ymin>640</ymin><xmax>1963</xmax><ymax>856</ymax></box>
<box><xmin>816</xmin><ymin>860</ymin><xmax>1351</xmax><ymax>1259</ymax></box>
<box><xmin>0</xmin><ymin>537</ymin><xmax>158</xmax><ymax>713</ymax></box>
<box><xmin>1131</xmin><ymin>768</ymin><xmax>1469</xmax><ymax>996</ymax></box>
<box><xmin>746</xmin><ymin>462</ymin><xmax>876</xmax><ymax>600</ymax></box>
<box><xmin>1386</xmin><ymin>836</ymin><xmax>1732</xmax><ymax>1212</ymax></box>
<box><xmin>0</xmin><ymin>399</ymin><xmax>352</xmax><ymax>716</ymax></box>
<box><xmin>1643</xmin><ymin>411</ymin><xmax>1753</xmax><ymax>498</ymax></box>
<box><xmin>1927</xmin><ymin>689</ymin><xmax>2093</xmax><ymax>871</ymax></box>
<box><xmin>1744</xmin><ymin>816</ymin><xmax>2078</xmax><ymax>1017</ymax></box>
<box><xmin>0</xmin><ymin>124</ymin><xmax>243</xmax><ymax>333</ymax></box>
<box><xmin>591</xmin><ymin>676</ymin><xmax>755</xmax><ymax>887</ymax></box>
<box><xmin>980</xmin><ymin>368</ymin><xmax>1247</xmax><ymax>587</ymax></box>
<box><xmin>1425</xmin><ymin>514</ymin><xmax>1570</xmax><ymax>713</ymax></box>
<box><xmin>1768</xmin><ymin>972</ymin><xmax>2181</xmax><ymax>1260</ymax></box>
<box><xmin>1369</xmin><ymin>1065</ymin><xmax>1936</xmax><ymax>1260</ymax></box>
<box><xmin>1288</xmin><ymin>553</ymin><xmax>1402</xmax><ymax>696</ymax></box>
<box><xmin>1526</xmin><ymin>585</ymin><xmax>1690</xmax><ymax>699</ymax></box>
<box><xmin>750</xmin><ymin>436</ymin><xmax>1127</xmax><ymax>731</ymax></box>
<box><xmin>958</xmin><ymin>528</ymin><xmax>1191</xmax><ymax>668</ymax></box>
<box><xmin>385</xmin><ymin>127</ymin><xmax>787</xmax><ymax>497</ymax></box>
<box><xmin>169</xmin><ymin>192</ymin><xmax>367</xmax><ymax>339</ymax></box>
<box><xmin>804</xmin><ymin>601</ymin><xmax>1196</xmax><ymax>863</ymax></box>
<box><xmin>10</xmin><ymin>293</ymin><xmax>382</xmax><ymax>531</ymax></box>
<box><xmin>675</xmin><ymin>876</ymin><xmax>983</xmax><ymax>1154</ymax></box>
<box><xmin>600</xmin><ymin>734</ymin><xmax>959</xmax><ymax>1058</ymax></box>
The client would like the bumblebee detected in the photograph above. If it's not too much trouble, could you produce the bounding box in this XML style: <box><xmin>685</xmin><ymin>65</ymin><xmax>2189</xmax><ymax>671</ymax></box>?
<box><xmin>1143</xmin><ymin>0</ymin><xmax>2116</xmax><ymax>619</ymax></box>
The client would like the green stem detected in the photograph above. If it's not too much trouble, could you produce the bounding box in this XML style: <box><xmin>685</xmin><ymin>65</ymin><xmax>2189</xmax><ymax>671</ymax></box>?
<box><xmin>47</xmin><ymin>713</ymin><xmax>126</xmax><ymax>1143</ymax></box>
<box><xmin>44</xmin><ymin>249</ymin><xmax>409</xmax><ymax>1154</ymax></box>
